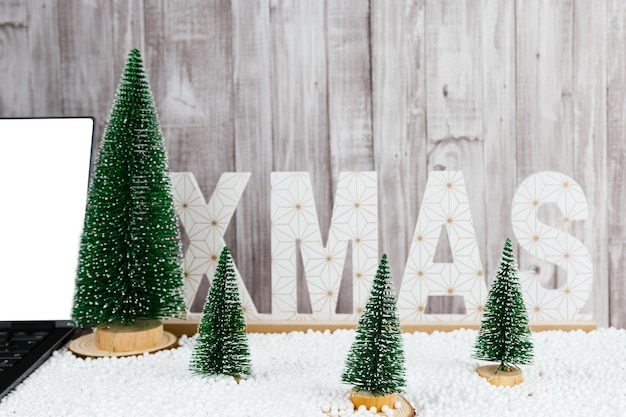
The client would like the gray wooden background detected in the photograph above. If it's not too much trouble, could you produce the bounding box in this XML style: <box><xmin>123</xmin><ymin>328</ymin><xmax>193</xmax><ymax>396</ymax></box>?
<box><xmin>1</xmin><ymin>0</ymin><xmax>624</xmax><ymax>328</ymax></box>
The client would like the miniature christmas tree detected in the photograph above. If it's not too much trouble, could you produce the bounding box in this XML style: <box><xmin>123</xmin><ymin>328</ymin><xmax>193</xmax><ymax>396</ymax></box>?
<box><xmin>342</xmin><ymin>254</ymin><xmax>406</xmax><ymax>397</ymax></box>
<box><xmin>72</xmin><ymin>49</ymin><xmax>185</xmax><ymax>327</ymax></box>
<box><xmin>190</xmin><ymin>246</ymin><xmax>251</xmax><ymax>379</ymax></box>
<box><xmin>473</xmin><ymin>238</ymin><xmax>533</xmax><ymax>372</ymax></box>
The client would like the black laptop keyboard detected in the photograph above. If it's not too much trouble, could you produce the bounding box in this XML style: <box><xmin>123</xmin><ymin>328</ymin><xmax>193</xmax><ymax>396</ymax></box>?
<box><xmin>0</xmin><ymin>331</ymin><xmax>49</xmax><ymax>372</ymax></box>
<box><xmin>0</xmin><ymin>323</ymin><xmax>76</xmax><ymax>399</ymax></box>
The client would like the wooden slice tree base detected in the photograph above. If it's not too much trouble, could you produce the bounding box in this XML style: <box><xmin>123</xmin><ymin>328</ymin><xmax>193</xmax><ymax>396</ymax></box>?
<box><xmin>477</xmin><ymin>364</ymin><xmax>523</xmax><ymax>386</ymax></box>
<box><xmin>350</xmin><ymin>388</ymin><xmax>415</xmax><ymax>415</ymax></box>
<box><xmin>69</xmin><ymin>321</ymin><xmax>178</xmax><ymax>358</ymax></box>
<box><xmin>392</xmin><ymin>395</ymin><xmax>416</xmax><ymax>416</ymax></box>
<box><xmin>69</xmin><ymin>331</ymin><xmax>177</xmax><ymax>358</ymax></box>
<box><xmin>350</xmin><ymin>387</ymin><xmax>396</xmax><ymax>411</ymax></box>
<box><xmin>325</xmin><ymin>391</ymin><xmax>414</xmax><ymax>416</ymax></box>
<box><xmin>95</xmin><ymin>320</ymin><xmax>164</xmax><ymax>352</ymax></box>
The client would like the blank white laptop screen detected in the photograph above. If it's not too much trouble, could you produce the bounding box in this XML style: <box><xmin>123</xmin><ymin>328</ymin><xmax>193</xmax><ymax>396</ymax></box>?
<box><xmin>0</xmin><ymin>118</ymin><xmax>94</xmax><ymax>321</ymax></box>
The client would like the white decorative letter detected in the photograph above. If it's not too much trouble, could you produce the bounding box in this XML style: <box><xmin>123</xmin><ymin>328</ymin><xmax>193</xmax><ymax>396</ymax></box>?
<box><xmin>511</xmin><ymin>171</ymin><xmax>593</xmax><ymax>321</ymax></box>
<box><xmin>171</xmin><ymin>172</ymin><xmax>259</xmax><ymax>320</ymax></box>
<box><xmin>271</xmin><ymin>172</ymin><xmax>378</xmax><ymax>321</ymax></box>
<box><xmin>397</xmin><ymin>171</ymin><xmax>487</xmax><ymax>322</ymax></box>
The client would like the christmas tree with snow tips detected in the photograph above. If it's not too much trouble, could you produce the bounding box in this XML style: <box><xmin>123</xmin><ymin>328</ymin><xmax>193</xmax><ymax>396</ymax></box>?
<box><xmin>190</xmin><ymin>246</ymin><xmax>251</xmax><ymax>379</ymax></box>
<box><xmin>71</xmin><ymin>49</ymin><xmax>185</xmax><ymax>329</ymax></box>
<box><xmin>473</xmin><ymin>238</ymin><xmax>533</xmax><ymax>385</ymax></box>
<box><xmin>342</xmin><ymin>254</ymin><xmax>406</xmax><ymax>399</ymax></box>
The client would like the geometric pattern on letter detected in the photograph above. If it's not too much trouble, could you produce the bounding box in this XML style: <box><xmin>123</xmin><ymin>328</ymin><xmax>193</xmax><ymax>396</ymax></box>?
<box><xmin>397</xmin><ymin>171</ymin><xmax>487</xmax><ymax>322</ymax></box>
<box><xmin>271</xmin><ymin>172</ymin><xmax>378</xmax><ymax>321</ymax></box>
<box><xmin>511</xmin><ymin>171</ymin><xmax>593</xmax><ymax>322</ymax></box>
<box><xmin>170</xmin><ymin>172</ymin><xmax>260</xmax><ymax>321</ymax></box>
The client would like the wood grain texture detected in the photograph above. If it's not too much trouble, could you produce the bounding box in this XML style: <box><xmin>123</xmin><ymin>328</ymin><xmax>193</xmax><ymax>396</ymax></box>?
<box><xmin>480</xmin><ymin>0</ymin><xmax>517</xmax><ymax>288</ymax></box>
<box><xmin>112</xmin><ymin>0</ymin><xmax>145</xmax><ymax>72</ymax></box>
<box><xmin>609</xmin><ymin>242</ymin><xmax>626</xmax><ymax>328</ymax></box>
<box><xmin>371</xmin><ymin>0</ymin><xmax>427</xmax><ymax>290</ymax></box>
<box><xmin>608</xmin><ymin>0</ymin><xmax>626</xmax><ymax>329</ymax></box>
<box><xmin>145</xmin><ymin>0</ymin><xmax>235</xmax><ymax>182</ymax></box>
<box><xmin>26</xmin><ymin>0</ymin><xmax>63</xmax><ymax>115</ymax></box>
<box><xmin>0</xmin><ymin>0</ymin><xmax>623</xmax><ymax>327</ymax></box>
<box><xmin>425</xmin><ymin>0</ymin><xmax>483</xmax><ymax>142</ymax></box>
<box><xmin>0</xmin><ymin>0</ymin><xmax>33</xmax><ymax>116</ymax></box>
<box><xmin>58</xmin><ymin>0</ymin><xmax>116</xmax><ymax>144</ymax></box>
<box><xmin>232</xmin><ymin>0</ymin><xmax>273</xmax><ymax>313</ymax></box>
<box><xmin>327</xmin><ymin>0</ymin><xmax>374</xmax><ymax>174</ymax></box>
<box><xmin>270</xmin><ymin>0</ymin><xmax>331</xmax><ymax>208</ymax></box>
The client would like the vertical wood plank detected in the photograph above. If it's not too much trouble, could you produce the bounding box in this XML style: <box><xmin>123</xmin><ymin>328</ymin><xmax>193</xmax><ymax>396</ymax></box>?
<box><xmin>270</xmin><ymin>0</ymin><xmax>330</xmax><ymax>221</ymax></box>
<box><xmin>425</xmin><ymin>0</ymin><xmax>483</xmax><ymax>142</ymax></box>
<box><xmin>572</xmin><ymin>0</ymin><xmax>608</xmax><ymax>326</ymax></box>
<box><xmin>327</xmin><ymin>0</ymin><xmax>374</xmax><ymax>312</ymax></box>
<box><xmin>515</xmin><ymin>0</ymin><xmax>575</xmax><ymax>289</ymax></box>
<box><xmin>27</xmin><ymin>0</ymin><xmax>63</xmax><ymax>115</ymax></box>
<box><xmin>232</xmin><ymin>0</ymin><xmax>273</xmax><ymax>313</ymax></box>
<box><xmin>371</xmin><ymin>0</ymin><xmax>427</xmax><ymax>289</ymax></box>
<box><xmin>481</xmin><ymin>0</ymin><xmax>516</xmax><ymax>285</ymax></box>
<box><xmin>145</xmin><ymin>0</ymin><xmax>235</xmax><ymax>190</ymax></box>
<box><xmin>270</xmin><ymin>0</ymin><xmax>330</xmax><ymax>311</ymax></box>
<box><xmin>0</xmin><ymin>1</ymin><xmax>33</xmax><ymax>115</ymax></box>
<box><xmin>112</xmin><ymin>0</ymin><xmax>145</xmax><ymax>71</ymax></box>
<box><xmin>609</xmin><ymin>243</ymin><xmax>626</xmax><ymax>328</ymax></box>
<box><xmin>608</xmin><ymin>0</ymin><xmax>626</xmax><ymax>328</ymax></box>
<box><xmin>58</xmin><ymin>0</ymin><xmax>116</xmax><ymax>145</ymax></box>
<box><xmin>327</xmin><ymin>0</ymin><xmax>374</xmax><ymax>174</ymax></box>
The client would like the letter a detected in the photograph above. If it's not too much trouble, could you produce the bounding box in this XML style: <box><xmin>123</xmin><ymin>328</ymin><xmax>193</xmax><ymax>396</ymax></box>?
<box><xmin>397</xmin><ymin>171</ymin><xmax>487</xmax><ymax>322</ymax></box>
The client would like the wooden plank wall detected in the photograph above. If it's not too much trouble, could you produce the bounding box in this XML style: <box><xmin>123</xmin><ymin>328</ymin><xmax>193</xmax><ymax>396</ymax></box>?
<box><xmin>0</xmin><ymin>0</ymin><xmax>623</xmax><ymax>328</ymax></box>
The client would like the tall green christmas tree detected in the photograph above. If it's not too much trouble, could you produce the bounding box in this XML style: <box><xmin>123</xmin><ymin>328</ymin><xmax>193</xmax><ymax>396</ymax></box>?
<box><xmin>72</xmin><ymin>49</ymin><xmax>185</xmax><ymax>327</ymax></box>
<box><xmin>473</xmin><ymin>238</ymin><xmax>533</xmax><ymax>371</ymax></box>
<box><xmin>190</xmin><ymin>246</ymin><xmax>251</xmax><ymax>379</ymax></box>
<box><xmin>342</xmin><ymin>254</ymin><xmax>406</xmax><ymax>396</ymax></box>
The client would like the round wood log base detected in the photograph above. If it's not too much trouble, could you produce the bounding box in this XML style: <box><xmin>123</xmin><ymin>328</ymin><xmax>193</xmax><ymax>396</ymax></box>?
<box><xmin>96</xmin><ymin>321</ymin><xmax>164</xmax><ymax>352</ymax></box>
<box><xmin>477</xmin><ymin>364</ymin><xmax>524</xmax><ymax>386</ymax></box>
<box><xmin>325</xmin><ymin>394</ymin><xmax>415</xmax><ymax>416</ymax></box>
<box><xmin>349</xmin><ymin>387</ymin><xmax>396</xmax><ymax>412</ymax></box>
<box><xmin>69</xmin><ymin>320</ymin><xmax>178</xmax><ymax>358</ymax></box>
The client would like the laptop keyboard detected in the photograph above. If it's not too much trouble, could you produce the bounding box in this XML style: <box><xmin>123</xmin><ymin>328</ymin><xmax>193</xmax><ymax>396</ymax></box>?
<box><xmin>0</xmin><ymin>323</ymin><xmax>76</xmax><ymax>398</ymax></box>
<box><xmin>0</xmin><ymin>331</ymin><xmax>49</xmax><ymax>372</ymax></box>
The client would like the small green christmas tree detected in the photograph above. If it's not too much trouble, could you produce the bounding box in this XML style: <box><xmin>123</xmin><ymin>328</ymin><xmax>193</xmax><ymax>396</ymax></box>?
<box><xmin>473</xmin><ymin>238</ymin><xmax>533</xmax><ymax>371</ymax></box>
<box><xmin>190</xmin><ymin>246</ymin><xmax>251</xmax><ymax>379</ymax></box>
<box><xmin>342</xmin><ymin>254</ymin><xmax>406</xmax><ymax>396</ymax></box>
<box><xmin>72</xmin><ymin>49</ymin><xmax>185</xmax><ymax>327</ymax></box>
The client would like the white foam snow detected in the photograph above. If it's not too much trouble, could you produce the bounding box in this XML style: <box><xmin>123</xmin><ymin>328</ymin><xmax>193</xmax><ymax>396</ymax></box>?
<box><xmin>1</xmin><ymin>328</ymin><xmax>625</xmax><ymax>416</ymax></box>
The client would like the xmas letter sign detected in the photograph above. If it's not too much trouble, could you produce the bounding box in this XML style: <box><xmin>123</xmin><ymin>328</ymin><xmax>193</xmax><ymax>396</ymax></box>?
<box><xmin>172</xmin><ymin>171</ymin><xmax>593</xmax><ymax>325</ymax></box>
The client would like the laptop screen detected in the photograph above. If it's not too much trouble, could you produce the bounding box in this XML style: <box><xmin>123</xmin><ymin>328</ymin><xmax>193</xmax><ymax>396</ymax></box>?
<box><xmin>0</xmin><ymin>118</ymin><xmax>94</xmax><ymax>321</ymax></box>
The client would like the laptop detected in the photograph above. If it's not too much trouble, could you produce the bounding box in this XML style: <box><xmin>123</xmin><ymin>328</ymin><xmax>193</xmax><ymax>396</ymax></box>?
<box><xmin>0</xmin><ymin>117</ymin><xmax>95</xmax><ymax>399</ymax></box>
